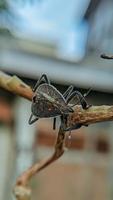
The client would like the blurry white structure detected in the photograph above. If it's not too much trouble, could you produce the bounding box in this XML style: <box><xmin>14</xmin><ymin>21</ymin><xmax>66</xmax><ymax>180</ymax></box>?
<box><xmin>88</xmin><ymin>0</ymin><xmax>113</xmax><ymax>53</ymax></box>
<box><xmin>14</xmin><ymin>98</ymin><xmax>36</xmax><ymax>176</ymax></box>
<box><xmin>0</xmin><ymin>126</ymin><xmax>13</xmax><ymax>200</ymax></box>
<box><xmin>0</xmin><ymin>0</ymin><xmax>91</xmax><ymax>61</ymax></box>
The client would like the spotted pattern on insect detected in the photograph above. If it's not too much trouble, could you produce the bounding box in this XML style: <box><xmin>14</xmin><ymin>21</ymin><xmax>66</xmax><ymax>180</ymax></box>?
<box><xmin>31</xmin><ymin>83</ymin><xmax>73</xmax><ymax>118</ymax></box>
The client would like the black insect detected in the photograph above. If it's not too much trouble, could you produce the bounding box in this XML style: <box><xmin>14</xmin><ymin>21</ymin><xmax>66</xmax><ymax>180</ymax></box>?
<box><xmin>28</xmin><ymin>74</ymin><xmax>90</xmax><ymax>131</ymax></box>
<box><xmin>101</xmin><ymin>54</ymin><xmax>113</xmax><ymax>59</ymax></box>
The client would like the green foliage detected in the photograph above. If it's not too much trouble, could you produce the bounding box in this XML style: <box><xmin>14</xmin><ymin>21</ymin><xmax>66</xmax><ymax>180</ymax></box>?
<box><xmin>0</xmin><ymin>0</ymin><xmax>7</xmax><ymax>10</ymax></box>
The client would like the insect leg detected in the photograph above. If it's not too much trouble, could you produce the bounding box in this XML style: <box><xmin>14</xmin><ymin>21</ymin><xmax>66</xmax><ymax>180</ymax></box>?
<box><xmin>66</xmin><ymin>90</ymin><xmax>89</xmax><ymax>109</ymax></box>
<box><xmin>60</xmin><ymin>114</ymin><xmax>68</xmax><ymax>130</ymax></box>
<box><xmin>70</xmin><ymin>88</ymin><xmax>92</xmax><ymax>108</ymax></box>
<box><xmin>53</xmin><ymin>117</ymin><xmax>56</xmax><ymax>130</ymax></box>
<box><xmin>83</xmin><ymin>88</ymin><xmax>92</xmax><ymax>98</ymax></box>
<box><xmin>33</xmin><ymin>74</ymin><xmax>50</xmax><ymax>92</ymax></box>
<box><xmin>28</xmin><ymin>114</ymin><xmax>39</xmax><ymax>125</ymax></box>
<box><xmin>63</xmin><ymin>85</ymin><xmax>74</xmax><ymax>99</ymax></box>
<box><xmin>64</xmin><ymin>123</ymin><xmax>82</xmax><ymax>131</ymax></box>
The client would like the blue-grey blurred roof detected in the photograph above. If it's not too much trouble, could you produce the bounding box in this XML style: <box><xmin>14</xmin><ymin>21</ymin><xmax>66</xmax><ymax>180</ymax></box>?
<box><xmin>0</xmin><ymin>0</ymin><xmax>113</xmax><ymax>93</ymax></box>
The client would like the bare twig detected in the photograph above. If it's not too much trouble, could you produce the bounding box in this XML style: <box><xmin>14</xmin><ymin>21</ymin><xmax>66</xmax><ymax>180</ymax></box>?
<box><xmin>0</xmin><ymin>71</ymin><xmax>113</xmax><ymax>200</ymax></box>
<box><xmin>0</xmin><ymin>71</ymin><xmax>113</xmax><ymax>125</ymax></box>
<box><xmin>14</xmin><ymin>125</ymin><xmax>65</xmax><ymax>200</ymax></box>
<box><xmin>0</xmin><ymin>71</ymin><xmax>33</xmax><ymax>100</ymax></box>
<box><xmin>68</xmin><ymin>105</ymin><xmax>113</xmax><ymax>126</ymax></box>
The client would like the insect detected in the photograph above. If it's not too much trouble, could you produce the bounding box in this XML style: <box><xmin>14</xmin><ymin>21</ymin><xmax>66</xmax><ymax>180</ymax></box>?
<box><xmin>28</xmin><ymin>74</ymin><xmax>90</xmax><ymax>131</ymax></box>
<box><xmin>101</xmin><ymin>54</ymin><xmax>113</xmax><ymax>59</ymax></box>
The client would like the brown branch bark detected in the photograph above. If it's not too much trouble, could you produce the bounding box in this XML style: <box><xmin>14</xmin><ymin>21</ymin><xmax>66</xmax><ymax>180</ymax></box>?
<box><xmin>0</xmin><ymin>71</ymin><xmax>33</xmax><ymax>100</ymax></box>
<box><xmin>0</xmin><ymin>71</ymin><xmax>113</xmax><ymax>200</ymax></box>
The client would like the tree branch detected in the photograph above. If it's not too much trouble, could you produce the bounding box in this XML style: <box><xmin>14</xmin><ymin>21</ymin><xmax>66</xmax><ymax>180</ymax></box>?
<box><xmin>68</xmin><ymin>105</ymin><xmax>113</xmax><ymax>127</ymax></box>
<box><xmin>0</xmin><ymin>71</ymin><xmax>33</xmax><ymax>100</ymax></box>
<box><xmin>14</xmin><ymin>126</ymin><xmax>65</xmax><ymax>200</ymax></box>
<box><xmin>0</xmin><ymin>71</ymin><xmax>113</xmax><ymax>125</ymax></box>
<box><xmin>0</xmin><ymin>71</ymin><xmax>113</xmax><ymax>200</ymax></box>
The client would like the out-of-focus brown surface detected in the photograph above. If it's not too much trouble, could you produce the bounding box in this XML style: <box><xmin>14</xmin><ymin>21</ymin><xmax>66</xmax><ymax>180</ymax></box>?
<box><xmin>34</xmin><ymin>162</ymin><xmax>108</xmax><ymax>200</ymax></box>
<box><xmin>0</xmin><ymin>98</ymin><xmax>13</xmax><ymax>124</ymax></box>
<box><xmin>0</xmin><ymin>99</ymin><xmax>109</xmax><ymax>152</ymax></box>
<box><xmin>32</xmin><ymin>118</ymin><xmax>110</xmax><ymax>200</ymax></box>
<box><xmin>36</xmin><ymin>119</ymin><xmax>109</xmax><ymax>153</ymax></box>
<box><xmin>0</xmin><ymin>98</ymin><xmax>111</xmax><ymax>200</ymax></box>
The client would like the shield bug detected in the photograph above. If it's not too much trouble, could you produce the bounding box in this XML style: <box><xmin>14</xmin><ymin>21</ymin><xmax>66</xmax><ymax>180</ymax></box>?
<box><xmin>28</xmin><ymin>74</ymin><xmax>90</xmax><ymax>131</ymax></box>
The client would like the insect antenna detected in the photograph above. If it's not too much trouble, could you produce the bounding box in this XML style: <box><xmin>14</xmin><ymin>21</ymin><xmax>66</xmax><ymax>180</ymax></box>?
<box><xmin>33</xmin><ymin>74</ymin><xmax>50</xmax><ymax>92</ymax></box>
<box><xmin>53</xmin><ymin>117</ymin><xmax>56</xmax><ymax>130</ymax></box>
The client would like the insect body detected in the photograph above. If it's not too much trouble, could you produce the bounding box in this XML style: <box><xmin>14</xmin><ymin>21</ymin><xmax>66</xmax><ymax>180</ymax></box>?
<box><xmin>31</xmin><ymin>83</ymin><xmax>73</xmax><ymax>118</ymax></box>
<box><xmin>29</xmin><ymin>74</ymin><xmax>90</xmax><ymax>131</ymax></box>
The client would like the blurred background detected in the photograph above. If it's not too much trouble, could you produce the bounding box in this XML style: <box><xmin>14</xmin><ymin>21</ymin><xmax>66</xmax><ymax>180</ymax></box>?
<box><xmin>0</xmin><ymin>0</ymin><xmax>113</xmax><ymax>200</ymax></box>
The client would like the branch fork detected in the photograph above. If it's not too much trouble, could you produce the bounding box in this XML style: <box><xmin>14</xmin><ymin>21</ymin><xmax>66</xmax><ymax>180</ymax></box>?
<box><xmin>0</xmin><ymin>71</ymin><xmax>113</xmax><ymax>200</ymax></box>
